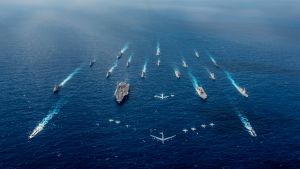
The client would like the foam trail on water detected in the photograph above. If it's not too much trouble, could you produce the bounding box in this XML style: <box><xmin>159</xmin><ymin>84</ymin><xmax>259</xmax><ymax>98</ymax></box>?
<box><xmin>142</xmin><ymin>60</ymin><xmax>148</xmax><ymax>72</ymax></box>
<box><xmin>59</xmin><ymin>67</ymin><xmax>81</xmax><ymax>86</ymax></box>
<box><xmin>109</xmin><ymin>61</ymin><xmax>118</xmax><ymax>72</ymax></box>
<box><xmin>121</xmin><ymin>43</ymin><xmax>129</xmax><ymax>53</ymax></box>
<box><xmin>194</xmin><ymin>49</ymin><xmax>199</xmax><ymax>57</ymax></box>
<box><xmin>210</xmin><ymin>56</ymin><xmax>217</xmax><ymax>65</ymax></box>
<box><xmin>156</xmin><ymin>41</ymin><xmax>160</xmax><ymax>55</ymax></box>
<box><xmin>237</xmin><ymin>111</ymin><xmax>257</xmax><ymax>137</ymax></box>
<box><xmin>205</xmin><ymin>68</ymin><xmax>211</xmax><ymax>74</ymax></box>
<box><xmin>225</xmin><ymin>71</ymin><xmax>240</xmax><ymax>90</ymax></box>
<box><xmin>188</xmin><ymin>70</ymin><xmax>199</xmax><ymax>89</ymax></box>
<box><xmin>206</xmin><ymin>51</ymin><xmax>218</xmax><ymax>66</ymax></box>
<box><xmin>128</xmin><ymin>55</ymin><xmax>132</xmax><ymax>63</ymax></box>
<box><xmin>29</xmin><ymin>99</ymin><xmax>65</xmax><ymax>139</ymax></box>
<box><xmin>173</xmin><ymin>67</ymin><xmax>179</xmax><ymax>73</ymax></box>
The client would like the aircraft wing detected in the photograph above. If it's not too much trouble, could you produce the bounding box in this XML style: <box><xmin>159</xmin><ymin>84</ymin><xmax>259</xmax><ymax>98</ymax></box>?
<box><xmin>164</xmin><ymin>135</ymin><xmax>176</xmax><ymax>141</ymax></box>
<box><xmin>150</xmin><ymin>135</ymin><xmax>163</xmax><ymax>141</ymax></box>
<box><xmin>154</xmin><ymin>95</ymin><xmax>163</xmax><ymax>99</ymax></box>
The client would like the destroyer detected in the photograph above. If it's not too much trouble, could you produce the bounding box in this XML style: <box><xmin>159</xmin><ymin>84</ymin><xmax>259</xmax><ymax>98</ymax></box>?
<box><xmin>175</xmin><ymin>70</ymin><xmax>180</xmax><ymax>79</ymax></box>
<box><xmin>28</xmin><ymin>124</ymin><xmax>44</xmax><ymax>139</ymax></box>
<box><xmin>141</xmin><ymin>71</ymin><xmax>145</xmax><ymax>78</ymax></box>
<box><xmin>89</xmin><ymin>57</ymin><xmax>96</xmax><ymax>68</ymax></box>
<box><xmin>238</xmin><ymin>87</ymin><xmax>249</xmax><ymax>97</ymax></box>
<box><xmin>196</xmin><ymin>86</ymin><xmax>208</xmax><ymax>100</ymax></box>
<box><xmin>53</xmin><ymin>85</ymin><xmax>61</xmax><ymax>94</ymax></box>
<box><xmin>106</xmin><ymin>71</ymin><xmax>111</xmax><ymax>78</ymax></box>
<box><xmin>114</xmin><ymin>82</ymin><xmax>130</xmax><ymax>103</ymax></box>
<box><xmin>117</xmin><ymin>52</ymin><xmax>123</xmax><ymax>59</ymax></box>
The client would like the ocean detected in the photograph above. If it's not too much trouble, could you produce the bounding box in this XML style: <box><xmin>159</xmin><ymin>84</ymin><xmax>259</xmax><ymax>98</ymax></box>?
<box><xmin>0</xmin><ymin>0</ymin><xmax>299</xmax><ymax>168</ymax></box>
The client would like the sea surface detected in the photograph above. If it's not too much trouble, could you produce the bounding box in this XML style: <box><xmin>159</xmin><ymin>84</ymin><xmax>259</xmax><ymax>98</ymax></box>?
<box><xmin>0</xmin><ymin>0</ymin><xmax>299</xmax><ymax>168</ymax></box>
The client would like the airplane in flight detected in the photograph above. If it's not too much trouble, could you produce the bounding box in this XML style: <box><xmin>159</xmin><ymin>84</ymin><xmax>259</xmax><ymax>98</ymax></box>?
<box><xmin>201</xmin><ymin>124</ymin><xmax>207</xmax><ymax>128</ymax></box>
<box><xmin>154</xmin><ymin>93</ymin><xmax>169</xmax><ymax>100</ymax></box>
<box><xmin>150</xmin><ymin>132</ymin><xmax>176</xmax><ymax>144</ymax></box>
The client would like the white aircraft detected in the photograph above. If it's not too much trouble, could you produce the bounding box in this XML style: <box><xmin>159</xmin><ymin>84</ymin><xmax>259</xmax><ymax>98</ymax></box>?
<box><xmin>154</xmin><ymin>93</ymin><xmax>169</xmax><ymax>100</ymax></box>
<box><xmin>150</xmin><ymin>132</ymin><xmax>176</xmax><ymax>144</ymax></box>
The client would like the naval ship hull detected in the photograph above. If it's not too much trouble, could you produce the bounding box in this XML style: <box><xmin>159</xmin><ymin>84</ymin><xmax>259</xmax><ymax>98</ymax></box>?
<box><xmin>114</xmin><ymin>82</ymin><xmax>130</xmax><ymax>104</ymax></box>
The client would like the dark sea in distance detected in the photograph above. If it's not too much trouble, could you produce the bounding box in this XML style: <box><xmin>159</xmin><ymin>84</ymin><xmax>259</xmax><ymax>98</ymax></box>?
<box><xmin>0</xmin><ymin>0</ymin><xmax>299</xmax><ymax>168</ymax></box>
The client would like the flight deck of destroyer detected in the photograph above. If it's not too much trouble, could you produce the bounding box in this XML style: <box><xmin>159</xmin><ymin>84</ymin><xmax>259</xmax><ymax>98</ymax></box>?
<box><xmin>114</xmin><ymin>82</ymin><xmax>130</xmax><ymax>103</ymax></box>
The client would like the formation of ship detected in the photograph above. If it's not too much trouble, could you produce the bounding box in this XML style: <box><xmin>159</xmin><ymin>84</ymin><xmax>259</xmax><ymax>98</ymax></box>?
<box><xmin>29</xmin><ymin>42</ymin><xmax>253</xmax><ymax>141</ymax></box>
<box><xmin>52</xmin><ymin>44</ymin><xmax>249</xmax><ymax>103</ymax></box>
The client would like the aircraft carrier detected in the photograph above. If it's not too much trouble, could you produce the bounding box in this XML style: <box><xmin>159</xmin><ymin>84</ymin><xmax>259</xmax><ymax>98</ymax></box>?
<box><xmin>114</xmin><ymin>82</ymin><xmax>130</xmax><ymax>103</ymax></box>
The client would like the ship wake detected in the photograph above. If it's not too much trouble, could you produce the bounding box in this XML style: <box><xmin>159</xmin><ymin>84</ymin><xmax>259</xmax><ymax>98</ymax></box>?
<box><xmin>206</xmin><ymin>51</ymin><xmax>218</xmax><ymax>66</ymax></box>
<box><xmin>237</xmin><ymin>111</ymin><xmax>257</xmax><ymax>137</ymax></box>
<box><xmin>173</xmin><ymin>67</ymin><xmax>179</xmax><ymax>73</ymax></box>
<box><xmin>194</xmin><ymin>49</ymin><xmax>199</xmax><ymax>57</ymax></box>
<box><xmin>225</xmin><ymin>71</ymin><xmax>240</xmax><ymax>91</ymax></box>
<box><xmin>127</xmin><ymin>55</ymin><xmax>132</xmax><ymax>63</ymax></box>
<box><xmin>59</xmin><ymin>67</ymin><xmax>81</xmax><ymax>87</ymax></box>
<box><xmin>142</xmin><ymin>61</ymin><xmax>148</xmax><ymax>73</ymax></box>
<box><xmin>188</xmin><ymin>70</ymin><xmax>200</xmax><ymax>89</ymax></box>
<box><xmin>205</xmin><ymin>68</ymin><xmax>211</xmax><ymax>74</ymax></box>
<box><xmin>109</xmin><ymin>61</ymin><xmax>118</xmax><ymax>72</ymax></box>
<box><xmin>121</xmin><ymin>43</ymin><xmax>129</xmax><ymax>53</ymax></box>
<box><xmin>156</xmin><ymin>41</ymin><xmax>160</xmax><ymax>55</ymax></box>
<box><xmin>29</xmin><ymin>99</ymin><xmax>65</xmax><ymax>139</ymax></box>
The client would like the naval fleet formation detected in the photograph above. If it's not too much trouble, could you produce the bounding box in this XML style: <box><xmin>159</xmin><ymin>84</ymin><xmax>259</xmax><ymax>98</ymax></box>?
<box><xmin>29</xmin><ymin>42</ymin><xmax>256</xmax><ymax>142</ymax></box>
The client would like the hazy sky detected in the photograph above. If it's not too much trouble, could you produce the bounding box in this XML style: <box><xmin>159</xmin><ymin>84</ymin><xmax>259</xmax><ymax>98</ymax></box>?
<box><xmin>0</xmin><ymin>0</ymin><xmax>299</xmax><ymax>45</ymax></box>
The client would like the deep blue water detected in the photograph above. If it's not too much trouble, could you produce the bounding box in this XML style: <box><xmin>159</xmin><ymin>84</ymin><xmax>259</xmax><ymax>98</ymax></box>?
<box><xmin>0</xmin><ymin>1</ymin><xmax>300</xmax><ymax>168</ymax></box>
